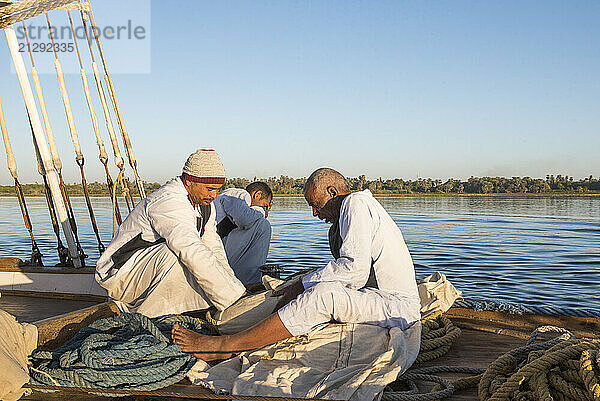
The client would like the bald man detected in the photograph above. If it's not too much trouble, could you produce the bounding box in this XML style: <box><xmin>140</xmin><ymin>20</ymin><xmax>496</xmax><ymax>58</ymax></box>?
<box><xmin>172</xmin><ymin>168</ymin><xmax>421</xmax><ymax>360</ymax></box>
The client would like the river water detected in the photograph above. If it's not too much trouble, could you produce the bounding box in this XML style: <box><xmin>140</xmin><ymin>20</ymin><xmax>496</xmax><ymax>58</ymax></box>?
<box><xmin>0</xmin><ymin>195</ymin><xmax>598</xmax><ymax>312</ymax></box>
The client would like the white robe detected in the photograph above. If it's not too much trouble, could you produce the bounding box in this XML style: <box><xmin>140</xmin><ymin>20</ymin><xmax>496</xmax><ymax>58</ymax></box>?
<box><xmin>278</xmin><ymin>190</ymin><xmax>421</xmax><ymax>336</ymax></box>
<box><xmin>214</xmin><ymin>188</ymin><xmax>271</xmax><ymax>284</ymax></box>
<box><xmin>96</xmin><ymin>178</ymin><xmax>245</xmax><ymax>317</ymax></box>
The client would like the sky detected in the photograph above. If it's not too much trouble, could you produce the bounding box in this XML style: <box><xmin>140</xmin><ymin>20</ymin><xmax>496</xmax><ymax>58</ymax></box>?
<box><xmin>0</xmin><ymin>0</ymin><xmax>599</xmax><ymax>185</ymax></box>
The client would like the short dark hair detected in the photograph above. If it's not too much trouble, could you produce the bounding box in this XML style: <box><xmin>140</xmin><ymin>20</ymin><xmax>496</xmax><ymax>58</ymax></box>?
<box><xmin>246</xmin><ymin>181</ymin><xmax>273</xmax><ymax>199</ymax></box>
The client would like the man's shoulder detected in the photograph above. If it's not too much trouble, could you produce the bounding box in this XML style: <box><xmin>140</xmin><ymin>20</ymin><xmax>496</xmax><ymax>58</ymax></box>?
<box><xmin>218</xmin><ymin>188</ymin><xmax>251</xmax><ymax>206</ymax></box>
<box><xmin>146</xmin><ymin>178</ymin><xmax>188</xmax><ymax>206</ymax></box>
<box><xmin>343</xmin><ymin>190</ymin><xmax>374</xmax><ymax>209</ymax></box>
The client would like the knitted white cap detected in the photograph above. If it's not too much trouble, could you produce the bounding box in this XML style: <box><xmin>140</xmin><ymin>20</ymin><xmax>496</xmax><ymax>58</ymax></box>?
<box><xmin>182</xmin><ymin>149</ymin><xmax>226</xmax><ymax>184</ymax></box>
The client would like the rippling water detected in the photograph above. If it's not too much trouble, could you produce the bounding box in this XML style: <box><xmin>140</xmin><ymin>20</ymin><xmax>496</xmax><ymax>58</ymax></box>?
<box><xmin>1</xmin><ymin>195</ymin><xmax>599</xmax><ymax>311</ymax></box>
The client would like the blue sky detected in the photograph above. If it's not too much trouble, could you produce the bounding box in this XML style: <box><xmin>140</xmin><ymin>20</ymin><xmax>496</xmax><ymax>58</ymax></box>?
<box><xmin>0</xmin><ymin>0</ymin><xmax>599</xmax><ymax>185</ymax></box>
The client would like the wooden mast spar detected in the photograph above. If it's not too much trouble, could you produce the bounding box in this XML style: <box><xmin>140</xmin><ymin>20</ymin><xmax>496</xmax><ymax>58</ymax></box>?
<box><xmin>0</xmin><ymin>0</ymin><xmax>146</xmax><ymax>267</ymax></box>
<box><xmin>4</xmin><ymin>24</ymin><xmax>81</xmax><ymax>267</ymax></box>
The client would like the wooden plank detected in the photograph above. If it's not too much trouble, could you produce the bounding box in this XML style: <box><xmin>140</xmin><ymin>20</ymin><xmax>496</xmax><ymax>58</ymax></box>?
<box><xmin>409</xmin><ymin>328</ymin><xmax>526</xmax><ymax>401</ymax></box>
<box><xmin>444</xmin><ymin>307</ymin><xmax>600</xmax><ymax>339</ymax></box>
<box><xmin>35</xmin><ymin>301</ymin><xmax>120</xmax><ymax>348</ymax></box>
<box><xmin>0</xmin><ymin>265</ymin><xmax>96</xmax><ymax>274</ymax></box>
<box><xmin>0</xmin><ymin>294</ymin><xmax>99</xmax><ymax>322</ymax></box>
<box><xmin>0</xmin><ymin>256</ymin><xmax>22</xmax><ymax>268</ymax></box>
<box><xmin>0</xmin><ymin>289</ymin><xmax>107</xmax><ymax>302</ymax></box>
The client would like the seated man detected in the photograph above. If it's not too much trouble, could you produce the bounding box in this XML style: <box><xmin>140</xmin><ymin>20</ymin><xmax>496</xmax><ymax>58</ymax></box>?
<box><xmin>96</xmin><ymin>149</ymin><xmax>246</xmax><ymax>318</ymax></box>
<box><xmin>172</xmin><ymin>167</ymin><xmax>421</xmax><ymax>360</ymax></box>
<box><xmin>214</xmin><ymin>182</ymin><xmax>273</xmax><ymax>285</ymax></box>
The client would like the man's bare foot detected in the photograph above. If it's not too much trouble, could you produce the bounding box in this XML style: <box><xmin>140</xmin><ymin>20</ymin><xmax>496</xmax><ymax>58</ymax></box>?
<box><xmin>172</xmin><ymin>324</ymin><xmax>234</xmax><ymax>361</ymax></box>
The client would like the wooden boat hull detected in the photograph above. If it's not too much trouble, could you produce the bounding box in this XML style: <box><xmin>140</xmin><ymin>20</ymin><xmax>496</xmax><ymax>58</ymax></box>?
<box><xmin>25</xmin><ymin>301</ymin><xmax>600</xmax><ymax>401</ymax></box>
<box><xmin>0</xmin><ymin>257</ymin><xmax>106</xmax><ymax>301</ymax></box>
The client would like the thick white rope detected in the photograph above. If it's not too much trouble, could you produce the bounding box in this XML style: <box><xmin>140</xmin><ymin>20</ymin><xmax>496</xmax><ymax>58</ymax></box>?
<box><xmin>0</xmin><ymin>0</ymin><xmax>76</xmax><ymax>28</ymax></box>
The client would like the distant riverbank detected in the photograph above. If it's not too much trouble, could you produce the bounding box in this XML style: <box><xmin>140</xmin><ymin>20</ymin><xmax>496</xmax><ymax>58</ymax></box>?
<box><xmin>1</xmin><ymin>174</ymin><xmax>599</xmax><ymax>197</ymax></box>
<box><xmin>1</xmin><ymin>192</ymin><xmax>599</xmax><ymax>198</ymax></box>
<box><xmin>273</xmin><ymin>192</ymin><xmax>600</xmax><ymax>197</ymax></box>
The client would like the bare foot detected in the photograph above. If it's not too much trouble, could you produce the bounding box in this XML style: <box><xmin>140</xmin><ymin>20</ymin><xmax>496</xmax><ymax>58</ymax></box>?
<box><xmin>171</xmin><ymin>324</ymin><xmax>234</xmax><ymax>361</ymax></box>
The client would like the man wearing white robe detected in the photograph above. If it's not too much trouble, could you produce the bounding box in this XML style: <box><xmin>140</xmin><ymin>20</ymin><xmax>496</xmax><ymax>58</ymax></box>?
<box><xmin>96</xmin><ymin>149</ymin><xmax>246</xmax><ymax>318</ymax></box>
<box><xmin>214</xmin><ymin>182</ymin><xmax>273</xmax><ymax>285</ymax></box>
<box><xmin>172</xmin><ymin>167</ymin><xmax>421</xmax><ymax>360</ymax></box>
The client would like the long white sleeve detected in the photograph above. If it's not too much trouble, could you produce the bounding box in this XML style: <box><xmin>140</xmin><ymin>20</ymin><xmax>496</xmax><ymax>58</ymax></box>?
<box><xmin>147</xmin><ymin>194</ymin><xmax>245</xmax><ymax>310</ymax></box>
<box><xmin>220</xmin><ymin>195</ymin><xmax>265</xmax><ymax>230</ymax></box>
<box><xmin>302</xmin><ymin>196</ymin><xmax>374</xmax><ymax>290</ymax></box>
<box><xmin>202</xmin><ymin>203</ymin><xmax>232</xmax><ymax>269</ymax></box>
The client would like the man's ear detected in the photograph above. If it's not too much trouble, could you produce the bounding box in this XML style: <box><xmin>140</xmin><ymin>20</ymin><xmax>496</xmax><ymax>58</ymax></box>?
<box><xmin>252</xmin><ymin>190</ymin><xmax>263</xmax><ymax>200</ymax></box>
<box><xmin>326</xmin><ymin>186</ymin><xmax>338</xmax><ymax>198</ymax></box>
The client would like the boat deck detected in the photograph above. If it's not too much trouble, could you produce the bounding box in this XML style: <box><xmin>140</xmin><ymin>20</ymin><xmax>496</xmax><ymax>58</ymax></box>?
<box><xmin>0</xmin><ymin>295</ymin><xmax>99</xmax><ymax>322</ymax></box>
<box><xmin>412</xmin><ymin>328</ymin><xmax>523</xmax><ymax>400</ymax></box>
<box><xmin>18</xmin><ymin>301</ymin><xmax>598</xmax><ymax>400</ymax></box>
<box><xmin>22</xmin><ymin>326</ymin><xmax>525</xmax><ymax>401</ymax></box>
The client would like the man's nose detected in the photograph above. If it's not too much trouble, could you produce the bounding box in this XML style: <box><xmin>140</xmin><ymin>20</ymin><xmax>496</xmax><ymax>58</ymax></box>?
<box><xmin>312</xmin><ymin>207</ymin><xmax>318</xmax><ymax>217</ymax></box>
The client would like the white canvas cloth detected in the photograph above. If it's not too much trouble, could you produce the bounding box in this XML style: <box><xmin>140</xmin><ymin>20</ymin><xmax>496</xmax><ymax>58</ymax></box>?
<box><xmin>96</xmin><ymin>178</ymin><xmax>245</xmax><ymax>317</ymax></box>
<box><xmin>214</xmin><ymin>188</ymin><xmax>271</xmax><ymax>284</ymax></box>
<box><xmin>191</xmin><ymin>273</ymin><xmax>460</xmax><ymax>400</ymax></box>
<box><xmin>187</xmin><ymin>322</ymin><xmax>421</xmax><ymax>401</ymax></box>
<box><xmin>0</xmin><ymin>309</ymin><xmax>37</xmax><ymax>401</ymax></box>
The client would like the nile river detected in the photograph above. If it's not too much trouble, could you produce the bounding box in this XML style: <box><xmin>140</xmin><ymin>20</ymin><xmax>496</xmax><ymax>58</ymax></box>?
<box><xmin>0</xmin><ymin>195</ymin><xmax>598</xmax><ymax>312</ymax></box>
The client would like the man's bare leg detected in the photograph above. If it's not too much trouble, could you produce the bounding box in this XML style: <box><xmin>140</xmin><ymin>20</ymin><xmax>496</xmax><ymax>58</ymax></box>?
<box><xmin>172</xmin><ymin>313</ymin><xmax>292</xmax><ymax>361</ymax></box>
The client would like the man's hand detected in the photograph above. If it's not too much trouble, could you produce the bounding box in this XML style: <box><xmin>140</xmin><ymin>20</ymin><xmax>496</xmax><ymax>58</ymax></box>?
<box><xmin>271</xmin><ymin>278</ymin><xmax>305</xmax><ymax>313</ymax></box>
<box><xmin>244</xmin><ymin>281</ymin><xmax>266</xmax><ymax>294</ymax></box>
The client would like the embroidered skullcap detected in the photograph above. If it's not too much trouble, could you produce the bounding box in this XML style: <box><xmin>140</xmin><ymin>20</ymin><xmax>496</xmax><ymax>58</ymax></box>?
<box><xmin>182</xmin><ymin>149</ymin><xmax>226</xmax><ymax>184</ymax></box>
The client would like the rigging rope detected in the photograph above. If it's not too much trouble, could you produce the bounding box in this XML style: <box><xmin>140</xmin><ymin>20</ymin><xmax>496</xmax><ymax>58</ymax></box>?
<box><xmin>382</xmin><ymin>315</ymin><xmax>484</xmax><ymax>401</ymax></box>
<box><xmin>21</xmin><ymin>21</ymin><xmax>87</xmax><ymax>266</ymax></box>
<box><xmin>479</xmin><ymin>327</ymin><xmax>600</xmax><ymax>401</ymax></box>
<box><xmin>67</xmin><ymin>8</ymin><xmax>120</xmax><ymax>232</ymax></box>
<box><xmin>0</xmin><ymin>95</ymin><xmax>43</xmax><ymax>266</ymax></box>
<box><xmin>66</xmin><ymin>8</ymin><xmax>109</xmax><ymax>253</ymax></box>
<box><xmin>77</xmin><ymin>0</ymin><xmax>130</xmax><ymax>222</ymax></box>
<box><xmin>85</xmin><ymin>0</ymin><xmax>146</xmax><ymax>199</ymax></box>
<box><xmin>0</xmin><ymin>0</ymin><xmax>76</xmax><ymax>28</ymax></box>
<box><xmin>29</xmin><ymin>117</ymin><xmax>71</xmax><ymax>266</ymax></box>
<box><xmin>45</xmin><ymin>11</ymin><xmax>104</xmax><ymax>258</ymax></box>
<box><xmin>383</xmin><ymin>321</ymin><xmax>600</xmax><ymax>401</ymax></box>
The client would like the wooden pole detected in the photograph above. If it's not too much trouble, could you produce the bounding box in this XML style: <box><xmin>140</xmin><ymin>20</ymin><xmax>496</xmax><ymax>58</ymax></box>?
<box><xmin>4</xmin><ymin>25</ymin><xmax>81</xmax><ymax>268</ymax></box>
<box><xmin>21</xmin><ymin>22</ymin><xmax>86</xmax><ymax>263</ymax></box>
<box><xmin>29</xmin><ymin>117</ymin><xmax>69</xmax><ymax>266</ymax></box>
<box><xmin>45</xmin><ymin>12</ymin><xmax>103</xmax><ymax>256</ymax></box>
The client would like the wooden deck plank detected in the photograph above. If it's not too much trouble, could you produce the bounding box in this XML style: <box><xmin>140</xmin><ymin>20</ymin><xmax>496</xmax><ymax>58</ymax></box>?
<box><xmin>407</xmin><ymin>328</ymin><xmax>525</xmax><ymax>400</ymax></box>
<box><xmin>0</xmin><ymin>295</ymin><xmax>99</xmax><ymax>322</ymax></box>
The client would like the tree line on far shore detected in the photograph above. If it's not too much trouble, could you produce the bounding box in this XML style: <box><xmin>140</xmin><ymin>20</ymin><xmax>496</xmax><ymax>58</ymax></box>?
<box><xmin>0</xmin><ymin>174</ymin><xmax>599</xmax><ymax>196</ymax></box>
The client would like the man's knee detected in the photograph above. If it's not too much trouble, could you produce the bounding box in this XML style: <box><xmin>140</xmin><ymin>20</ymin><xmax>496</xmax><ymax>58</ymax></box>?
<box><xmin>303</xmin><ymin>281</ymin><xmax>346</xmax><ymax>313</ymax></box>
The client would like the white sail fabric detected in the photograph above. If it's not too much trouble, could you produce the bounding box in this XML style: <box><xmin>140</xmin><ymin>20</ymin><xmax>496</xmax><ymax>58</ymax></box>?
<box><xmin>190</xmin><ymin>272</ymin><xmax>460</xmax><ymax>400</ymax></box>
<box><xmin>0</xmin><ymin>309</ymin><xmax>38</xmax><ymax>401</ymax></box>
<box><xmin>187</xmin><ymin>322</ymin><xmax>421</xmax><ymax>401</ymax></box>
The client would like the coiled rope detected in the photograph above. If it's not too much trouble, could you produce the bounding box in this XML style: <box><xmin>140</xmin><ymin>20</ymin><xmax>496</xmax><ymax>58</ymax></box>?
<box><xmin>383</xmin><ymin>315</ymin><xmax>486</xmax><ymax>401</ymax></box>
<box><xmin>0</xmin><ymin>0</ymin><xmax>78</xmax><ymax>28</ymax></box>
<box><xmin>384</xmin><ymin>323</ymin><xmax>600</xmax><ymax>401</ymax></box>
<box><xmin>479</xmin><ymin>326</ymin><xmax>600</xmax><ymax>401</ymax></box>
<box><xmin>29</xmin><ymin>313</ymin><xmax>215</xmax><ymax>391</ymax></box>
